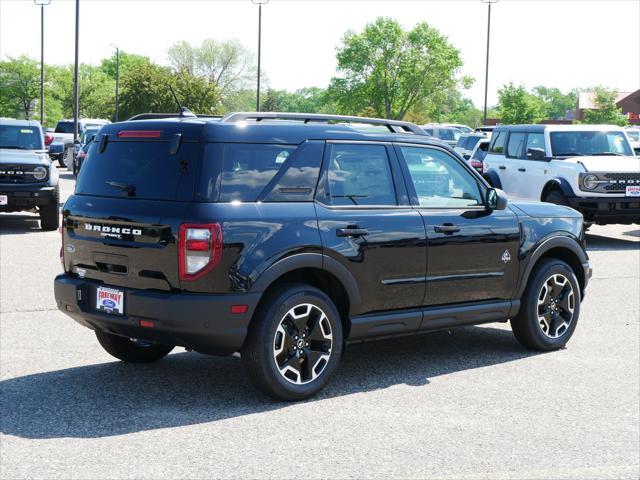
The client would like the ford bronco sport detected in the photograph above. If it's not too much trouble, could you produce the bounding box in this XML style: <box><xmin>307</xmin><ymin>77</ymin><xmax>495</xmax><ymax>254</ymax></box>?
<box><xmin>54</xmin><ymin>112</ymin><xmax>591</xmax><ymax>400</ymax></box>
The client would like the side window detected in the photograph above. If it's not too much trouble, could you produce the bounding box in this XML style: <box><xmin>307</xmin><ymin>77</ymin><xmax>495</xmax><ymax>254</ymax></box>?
<box><xmin>506</xmin><ymin>132</ymin><xmax>526</xmax><ymax>159</ymax></box>
<box><xmin>525</xmin><ymin>133</ymin><xmax>545</xmax><ymax>156</ymax></box>
<box><xmin>456</xmin><ymin>137</ymin><xmax>468</xmax><ymax>148</ymax></box>
<box><xmin>489</xmin><ymin>131</ymin><xmax>507</xmax><ymax>153</ymax></box>
<box><xmin>325</xmin><ymin>144</ymin><xmax>397</xmax><ymax>206</ymax></box>
<box><xmin>400</xmin><ymin>146</ymin><xmax>483</xmax><ymax>208</ymax></box>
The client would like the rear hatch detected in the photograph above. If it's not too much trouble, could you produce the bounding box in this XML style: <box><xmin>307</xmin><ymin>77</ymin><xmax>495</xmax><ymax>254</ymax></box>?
<box><xmin>62</xmin><ymin>121</ymin><xmax>203</xmax><ymax>292</ymax></box>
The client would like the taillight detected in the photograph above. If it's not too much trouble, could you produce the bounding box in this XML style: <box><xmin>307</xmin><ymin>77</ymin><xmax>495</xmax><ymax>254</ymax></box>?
<box><xmin>470</xmin><ymin>159</ymin><xmax>483</xmax><ymax>173</ymax></box>
<box><xmin>45</xmin><ymin>134</ymin><xmax>54</xmax><ymax>146</ymax></box>
<box><xmin>178</xmin><ymin>223</ymin><xmax>223</xmax><ymax>281</ymax></box>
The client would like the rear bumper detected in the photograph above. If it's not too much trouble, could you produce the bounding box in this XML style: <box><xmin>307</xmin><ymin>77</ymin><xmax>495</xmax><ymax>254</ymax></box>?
<box><xmin>567</xmin><ymin>196</ymin><xmax>640</xmax><ymax>224</ymax></box>
<box><xmin>54</xmin><ymin>274</ymin><xmax>261</xmax><ymax>355</ymax></box>
<box><xmin>0</xmin><ymin>185</ymin><xmax>57</xmax><ymax>211</ymax></box>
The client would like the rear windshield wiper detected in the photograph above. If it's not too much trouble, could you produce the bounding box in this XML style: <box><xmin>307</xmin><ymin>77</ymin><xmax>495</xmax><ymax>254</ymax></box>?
<box><xmin>106</xmin><ymin>181</ymin><xmax>136</xmax><ymax>197</ymax></box>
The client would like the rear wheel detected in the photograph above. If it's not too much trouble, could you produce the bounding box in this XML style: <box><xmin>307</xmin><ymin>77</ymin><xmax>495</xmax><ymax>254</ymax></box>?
<box><xmin>95</xmin><ymin>330</ymin><xmax>174</xmax><ymax>363</ymax></box>
<box><xmin>511</xmin><ymin>258</ymin><xmax>580</xmax><ymax>351</ymax></box>
<box><xmin>242</xmin><ymin>283</ymin><xmax>343</xmax><ymax>401</ymax></box>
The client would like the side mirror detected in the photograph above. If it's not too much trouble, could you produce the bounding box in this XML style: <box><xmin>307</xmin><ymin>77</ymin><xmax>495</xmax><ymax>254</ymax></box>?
<box><xmin>527</xmin><ymin>147</ymin><xmax>547</xmax><ymax>160</ymax></box>
<box><xmin>487</xmin><ymin>188</ymin><xmax>508</xmax><ymax>211</ymax></box>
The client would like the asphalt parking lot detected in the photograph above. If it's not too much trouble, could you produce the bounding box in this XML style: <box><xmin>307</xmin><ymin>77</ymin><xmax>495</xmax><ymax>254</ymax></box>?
<box><xmin>1</xmin><ymin>172</ymin><xmax>639</xmax><ymax>480</ymax></box>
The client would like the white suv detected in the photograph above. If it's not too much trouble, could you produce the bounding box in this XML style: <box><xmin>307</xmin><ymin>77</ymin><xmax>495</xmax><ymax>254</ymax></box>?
<box><xmin>483</xmin><ymin>124</ymin><xmax>640</xmax><ymax>225</ymax></box>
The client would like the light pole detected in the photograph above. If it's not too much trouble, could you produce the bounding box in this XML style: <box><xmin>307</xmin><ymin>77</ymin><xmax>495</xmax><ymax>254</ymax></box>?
<box><xmin>482</xmin><ymin>0</ymin><xmax>498</xmax><ymax>125</ymax></box>
<box><xmin>73</xmin><ymin>0</ymin><xmax>79</xmax><ymax>142</ymax></box>
<box><xmin>110</xmin><ymin>44</ymin><xmax>120</xmax><ymax>121</ymax></box>
<box><xmin>252</xmin><ymin>0</ymin><xmax>269</xmax><ymax>112</ymax></box>
<box><xmin>34</xmin><ymin>0</ymin><xmax>51</xmax><ymax>125</ymax></box>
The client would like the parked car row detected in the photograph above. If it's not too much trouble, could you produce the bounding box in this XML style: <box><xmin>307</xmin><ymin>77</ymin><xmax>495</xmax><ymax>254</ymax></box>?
<box><xmin>48</xmin><ymin>118</ymin><xmax>110</xmax><ymax>172</ymax></box>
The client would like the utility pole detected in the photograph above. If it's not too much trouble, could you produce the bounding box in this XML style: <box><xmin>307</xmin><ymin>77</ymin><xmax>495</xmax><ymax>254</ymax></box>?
<box><xmin>114</xmin><ymin>46</ymin><xmax>120</xmax><ymax>121</ymax></box>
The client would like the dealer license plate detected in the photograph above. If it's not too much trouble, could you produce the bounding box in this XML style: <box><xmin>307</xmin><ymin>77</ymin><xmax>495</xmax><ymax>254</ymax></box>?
<box><xmin>626</xmin><ymin>186</ymin><xmax>640</xmax><ymax>197</ymax></box>
<box><xmin>96</xmin><ymin>287</ymin><xmax>124</xmax><ymax>315</ymax></box>
<box><xmin>0</xmin><ymin>195</ymin><xmax>7</xmax><ymax>205</ymax></box>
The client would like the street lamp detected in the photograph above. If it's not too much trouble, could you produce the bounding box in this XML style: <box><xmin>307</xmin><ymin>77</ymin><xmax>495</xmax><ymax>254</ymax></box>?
<box><xmin>110</xmin><ymin>44</ymin><xmax>120</xmax><ymax>122</ymax></box>
<box><xmin>73</xmin><ymin>0</ymin><xmax>79</xmax><ymax>141</ymax></box>
<box><xmin>252</xmin><ymin>0</ymin><xmax>269</xmax><ymax>112</ymax></box>
<box><xmin>34</xmin><ymin>0</ymin><xmax>51</xmax><ymax>125</ymax></box>
<box><xmin>482</xmin><ymin>0</ymin><xmax>498</xmax><ymax>125</ymax></box>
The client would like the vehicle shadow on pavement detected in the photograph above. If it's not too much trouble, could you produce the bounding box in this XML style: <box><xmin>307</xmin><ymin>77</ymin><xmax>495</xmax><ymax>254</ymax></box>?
<box><xmin>586</xmin><ymin>233</ymin><xmax>639</xmax><ymax>251</ymax></box>
<box><xmin>0</xmin><ymin>214</ymin><xmax>42</xmax><ymax>233</ymax></box>
<box><xmin>0</xmin><ymin>325</ymin><xmax>538</xmax><ymax>439</ymax></box>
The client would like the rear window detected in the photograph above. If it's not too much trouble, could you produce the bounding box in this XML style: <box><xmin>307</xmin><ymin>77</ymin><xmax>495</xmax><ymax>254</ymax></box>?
<box><xmin>456</xmin><ymin>137</ymin><xmax>468</xmax><ymax>148</ymax></box>
<box><xmin>199</xmin><ymin>143</ymin><xmax>298</xmax><ymax>202</ymax></box>
<box><xmin>55</xmin><ymin>122</ymin><xmax>75</xmax><ymax>134</ymax></box>
<box><xmin>75</xmin><ymin>140</ymin><xmax>199</xmax><ymax>201</ymax></box>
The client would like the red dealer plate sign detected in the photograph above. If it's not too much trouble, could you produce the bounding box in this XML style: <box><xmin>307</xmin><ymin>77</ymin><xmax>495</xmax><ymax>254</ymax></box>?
<box><xmin>96</xmin><ymin>287</ymin><xmax>124</xmax><ymax>315</ymax></box>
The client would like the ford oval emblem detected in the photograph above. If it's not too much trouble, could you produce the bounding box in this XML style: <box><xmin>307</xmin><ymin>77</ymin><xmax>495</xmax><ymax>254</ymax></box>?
<box><xmin>102</xmin><ymin>299</ymin><xmax>116</xmax><ymax>308</ymax></box>
<box><xmin>66</xmin><ymin>244</ymin><xmax>76</xmax><ymax>253</ymax></box>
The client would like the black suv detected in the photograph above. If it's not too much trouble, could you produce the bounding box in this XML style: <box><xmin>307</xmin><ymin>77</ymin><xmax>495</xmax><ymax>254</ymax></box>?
<box><xmin>54</xmin><ymin>112</ymin><xmax>591</xmax><ymax>400</ymax></box>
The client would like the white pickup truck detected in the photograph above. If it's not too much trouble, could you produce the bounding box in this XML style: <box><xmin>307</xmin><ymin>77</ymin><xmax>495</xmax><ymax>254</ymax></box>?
<box><xmin>48</xmin><ymin>118</ymin><xmax>110</xmax><ymax>168</ymax></box>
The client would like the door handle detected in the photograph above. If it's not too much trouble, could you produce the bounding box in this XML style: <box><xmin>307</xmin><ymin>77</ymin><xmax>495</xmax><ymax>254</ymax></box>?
<box><xmin>336</xmin><ymin>227</ymin><xmax>369</xmax><ymax>237</ymax></box>
<box><xmin>518</xmin><ymin>168</ymin><xmax>526</xmax><ymax>172</ymax></box>
<box><xmin>434</xmin><ymin>224</ymin><xmax>460</xmax><ymax>234</ymax></box>
<box><xmin>498</xmin><ymin>165</ymin><xmax>506</xmax><ymax>170</ymax></box>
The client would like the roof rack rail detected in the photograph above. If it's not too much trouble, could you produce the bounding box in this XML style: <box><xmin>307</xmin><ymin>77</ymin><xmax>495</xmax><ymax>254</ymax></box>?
<box><xmin>221</xmin><ymin>112</ymin><xmax>427</xmax><ymax>136</ymax></box>
<box><xmin>127</xmin><ymin>113</ymin><xmax>223</xmax><ymax>121</ymax></box>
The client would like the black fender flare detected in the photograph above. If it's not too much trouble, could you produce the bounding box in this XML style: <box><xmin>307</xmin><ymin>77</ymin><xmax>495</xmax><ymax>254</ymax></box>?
<box><xmin>515</xmin><ymin>235</ymin><xmax>588</xmax><ymax>300</ymax></box>
<box><xmin>250</xmin><ymin>253</ymin><xmax>362</xmax><ymax>316</ymax></box>
<box><xmin>541</xmin><ymin>178</ymin><xmax>576</xmax><ymax>200</ymax></box>
<box><xmin>483</xmin><ymin>170</ymin><xmax>502</xmax><ymax>189</ymax></box>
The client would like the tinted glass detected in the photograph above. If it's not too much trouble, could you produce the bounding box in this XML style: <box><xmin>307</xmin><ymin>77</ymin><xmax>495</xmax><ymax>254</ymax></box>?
<box><xmin>490</xmin><ymin>131</ymin><xmax>506</xmax><ymax>153</ymax></box>
<box><xmin>550</xmin><ymin>131</ymin><xmax>633</xmax><ymax>156</ymax></box>
<box><xmin>423</xmin><ymin>128</ymin><xmax>434</xmax><ymax>135</ymax></box>
<box><xmin>626</xmin><ymin>130</ymin><xmax>640</xmax><ymax>141</ymax></box>
<box><xmin>75</xmin><ymin>140</ymin><xmax>198</xmax><ymax>201</ymax></box>
<box><xmin>0</xmin><ymin>125</ymin><xmax>43</xmax><ymax>150</ymax></box>
<box><xmin>55</xmin><ymin>122</ymin><xmax>75</xmax><ymax>134</ymax></box>
<box><xmin>467</xmin><ymin>135</ymin><xmax>482</xmax><ymax>149</ymax></box>
<box><xmin>471</xmin><ymin>141</ymin><xmax>489</xmax><ymax>161</ymax></box>
<box><xmin>456</xmin><ymin>137</ymin><xmax>468</xmax><ymax>148</ymax></box>
<box><xmin>506</xmin><ymin>133</ymin><xmax>526</xmax><ymax>158</ymax></box>
<box><xmin>400</xmin><ymin>146</ymin><xmax>482</xmax><ymax>208</ymax></box>
<box><xmin>326</xmin><ymin>144</ymin><xmax>396</xmax><ymax>206</ymax></box>
<box><xmin>525</xmin><ymin>133</ymin><xmax>545</xmax><ymax>156</ymax></box>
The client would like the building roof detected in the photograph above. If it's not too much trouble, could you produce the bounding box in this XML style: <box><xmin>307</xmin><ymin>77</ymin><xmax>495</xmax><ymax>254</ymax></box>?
<box><xmin>578</xmin><ymin>90</ymin><xmax>634</xmax><ymax>110</ymax></box>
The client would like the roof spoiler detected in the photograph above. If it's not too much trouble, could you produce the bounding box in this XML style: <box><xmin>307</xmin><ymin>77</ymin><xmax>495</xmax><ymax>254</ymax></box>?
<box><xmin>127</xmin><ymin>113</ymin><xmax>223</xmax><ymax>121</ymax></box>
<box><xmin>221</xmin><ymin>112</ymin><xmax>427</xmax><ymax>136</ymax></box>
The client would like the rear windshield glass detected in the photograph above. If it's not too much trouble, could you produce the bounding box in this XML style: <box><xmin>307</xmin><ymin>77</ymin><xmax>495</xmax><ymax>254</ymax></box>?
<box><xmin>55</xmin><ymin>122</ymin><xmax>75</xmax><ymax>134</ymax></box>
<box><xmin>0</xmin><ymin>124</ymin><xmax>43</xmax><ymax>150</ymax></box>
<box><xmin>75</xmin><ymin>141</ymin><xmax>198</xmax><ymax>201</ymax></box>
<box><xmin>199</xmin><ymin>143</ymin><xmax>297</xmax><ymax>202</ymax></box>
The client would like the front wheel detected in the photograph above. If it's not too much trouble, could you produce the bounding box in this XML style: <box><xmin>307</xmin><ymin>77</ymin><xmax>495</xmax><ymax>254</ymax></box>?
<box><xmin>511</xmin><ymin>258</ymin><xmax>580</xmax><ymax>351</ymax></box>
<box><xmin>95</xmin><ymin>330</ymin><xmax>174</xmax><ymax>363</ymax></box>
<box><xmin>242</xmin><ymin>284</ymin><xmax>343</xmax><ymax>401</ymax></box>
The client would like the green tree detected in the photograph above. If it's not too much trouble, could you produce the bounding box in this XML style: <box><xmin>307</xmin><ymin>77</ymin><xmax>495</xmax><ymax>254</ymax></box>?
<box><xmin>118</xmin><ymin>63</ymin><xmax>221</xmax><ymax>120</ymax></box>
<box><xmin>496</xmin><ymin>82</ymin><xmax>544</xmax><ymax>124</ymax></box>
<box><xmin>328</xmin><ymin>17</ymin><xmax>468</xmax><ymax>120</ymax></box>
<box><xmin>100</xmin><ymin>51</ymin><xmax>151</xmax><ymax>81</ymax></box>
<box><xmin>0</xmin><ymin>56</ymin><xmax>40</xmax><ymax>120</ymax></box>
<box><xmin>583</xmin><ymin>87</ymin><xmax>628</xmax><ymax>126</ymax></box>
<box><xmin>533</xmin><ymin>86</ymin><xmax>577</xmax><ymax>119</ymax></box>
<box><xmin>167</xmin><ymin>39</ymin><xmax>256</xmax><ymax>96</ymax></box>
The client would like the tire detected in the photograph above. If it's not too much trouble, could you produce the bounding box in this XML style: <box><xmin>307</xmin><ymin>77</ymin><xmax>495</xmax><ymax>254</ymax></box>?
<box><xmin>544</xmin><ymin>189</ymin><xmax>569</xmax><ymax>207</ymax></box>
<box><xmin>511</xmin><ymin>258</ymin><xmax>581</xmax><ymax>351</ymax></box>
<box><xmin>39</xmin><ymin>190</ymin><xmax>59</xmax><ymax>231</ymax></box>
<box><xmin>56</xmin><ymin>155</ymin><xmax>65</xmax><ymax>168</ymax></box>
<box><xmin>95</xmin><ymin>330</ymin><xmax>174</xmax><ymax>363</ymax></box>
<box><xmin>241</xmin><ymin>283</ymin><xmax>343</xmax><ymax>401</ymax></box>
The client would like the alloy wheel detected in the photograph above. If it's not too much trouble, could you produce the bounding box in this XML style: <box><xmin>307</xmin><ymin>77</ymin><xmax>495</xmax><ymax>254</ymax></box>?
<box><xmin>537</xmin><ymin>273</ymin><xmax>575</xmax><ymax>338</ymax></box>
<box><xmin>273</xmin><ymin>303</ymin><xmax>333</xmax><ymax>385</ymax></box>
